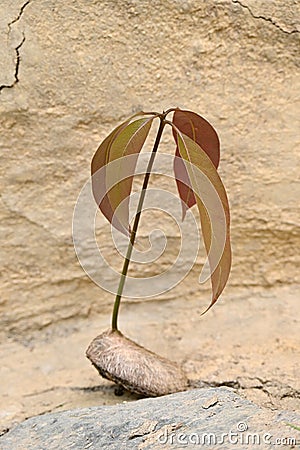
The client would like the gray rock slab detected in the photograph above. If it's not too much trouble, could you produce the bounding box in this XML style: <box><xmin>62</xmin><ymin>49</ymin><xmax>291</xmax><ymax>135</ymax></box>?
<box><xmin>1</xmin><ymin>388</ymin><xmax>300</xmax><ymax>449</ymax></box>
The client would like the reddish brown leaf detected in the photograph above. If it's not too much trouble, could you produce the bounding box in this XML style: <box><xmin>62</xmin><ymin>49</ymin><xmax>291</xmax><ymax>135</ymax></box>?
<box><xmin>173</xmin><ymin>147</ymin><xmax>196</xmax><ymax>220</ymax></box>
<box><xmin>172</xmin><ymin>109</ymin><xmax>220</xmax><ymax>219</ymax></box>
<box><xmin>173</xmin><ymin>109</ymin><xmax>220</xmax><ymax>167</ymax></box>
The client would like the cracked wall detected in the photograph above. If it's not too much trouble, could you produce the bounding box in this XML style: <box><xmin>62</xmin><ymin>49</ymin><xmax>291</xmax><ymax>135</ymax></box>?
<box><xmin>0</xmin><ymin>1</ymin><xmax>29</xmax><ymax>91</ymax></box>
<box><xmin>0</xmin><ymin>0</ymin><xmax>299</xmax><ymax>337</ymax></box>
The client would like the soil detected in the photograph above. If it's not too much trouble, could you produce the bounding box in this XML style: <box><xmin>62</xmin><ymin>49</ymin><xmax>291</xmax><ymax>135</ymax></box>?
<box><xmin>1</xmin><ymin>284</ymin><xmax>299</xmax><ymax>436</ymax></box>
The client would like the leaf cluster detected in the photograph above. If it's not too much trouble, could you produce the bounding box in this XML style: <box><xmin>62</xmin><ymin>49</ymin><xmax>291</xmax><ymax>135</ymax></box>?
<box><xmin>91</xmin><ymin>108</ymin><xmax>231</xmax><ymax>312</ymax></box>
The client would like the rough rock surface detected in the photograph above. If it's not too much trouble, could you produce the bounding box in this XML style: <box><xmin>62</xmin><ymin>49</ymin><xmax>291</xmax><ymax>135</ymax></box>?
<box><xmin>0</xmin><ymin>0</ymin><xmax>299</xmax><ymax>441</ymax></box>
<box><xmin>1</xmin><ymin>288</ymin><xmax>299</xmax><ymax>435</ymax></box>
<box><xmin>0</xmin><ymin>0</ymin><xmax>299</xmax><ymax>337</ymax></box>
<box><xmin>1</xmin><ymin>388</ymin><xmax>300</xmax><ymax>449</ymax></box>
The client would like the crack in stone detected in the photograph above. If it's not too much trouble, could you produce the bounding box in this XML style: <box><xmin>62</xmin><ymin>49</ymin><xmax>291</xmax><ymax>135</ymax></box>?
<box><xmin>0</xmin><ymin>34</ymin><xmax>26</xmax><ymax>93</ymax></box>
<box><xmin>0</xmin><ymin>428</ymin><xmax>10</xmax><ymax>437</ymax></box>
<box><xmin>191</xmin><ymin>376</ymin><xmax>300</xmax><ymax>401</ymax></box>
<box><xmin>0</xmin><ymin>1</ymin><xmax>31</xmax><ymax>93</ymax></box>
<box><xmin>128</xmin><ymin>421</ymin><xmax>158</xmax><ymax>441</ymax></box>
<box><xmin>8</xmin><ymin>0</ymin><xmax>31</xmax><ymax>35</ymax></box>
<box><xmin>31</xmin><ymin>402</ymin><xmax>67</xmax><ymax>417</ymax></box>
<box><xmin>232</xmin><ymin>0</ymin><xmax>299</xmax><ymax>35</ymax></box>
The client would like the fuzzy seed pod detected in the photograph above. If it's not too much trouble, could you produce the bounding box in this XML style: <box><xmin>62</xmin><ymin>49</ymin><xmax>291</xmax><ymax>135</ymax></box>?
<box><xmin>86</xmin><ymin>329</ymin><xmax>188</xmax><ymax>397</ymax></box>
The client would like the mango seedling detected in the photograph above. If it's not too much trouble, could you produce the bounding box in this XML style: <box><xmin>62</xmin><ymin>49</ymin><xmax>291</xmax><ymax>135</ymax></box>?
<box><xmin>85</xmin><ymin>108</ymin><xmax>231</xmax><ymax>396</ymax></box>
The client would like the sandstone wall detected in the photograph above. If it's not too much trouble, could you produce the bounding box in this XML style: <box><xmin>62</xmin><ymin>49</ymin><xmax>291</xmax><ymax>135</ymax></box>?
<box><xmin>0</xmin><ymin>0</ymin><xmax>299</xmax><ymax>338</ymax></box>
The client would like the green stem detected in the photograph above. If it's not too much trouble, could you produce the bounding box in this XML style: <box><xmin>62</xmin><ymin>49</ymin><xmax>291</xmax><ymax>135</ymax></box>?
<box><xmin>111</xmin><ymin>116</ymin><xmax>166</xmax><ymax>331</ymax></box>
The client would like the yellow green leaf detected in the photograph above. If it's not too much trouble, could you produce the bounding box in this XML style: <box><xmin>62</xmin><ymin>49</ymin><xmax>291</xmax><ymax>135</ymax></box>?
<box><xmin>91</xmin><ymin>115</ymin><xmax>154</xmax><ymax>235</ymax></box>
<box><xmin>176</xmin><ymin>130</ymin><xmax>231</xmax><ymax>312</ymax></box>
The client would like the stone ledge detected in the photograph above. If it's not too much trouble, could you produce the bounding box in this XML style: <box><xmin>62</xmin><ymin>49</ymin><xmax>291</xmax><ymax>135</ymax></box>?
<box><xmin>1</xmin><ymin>388</ymin><xmax>299</xmax><ymax>449</ymax></box>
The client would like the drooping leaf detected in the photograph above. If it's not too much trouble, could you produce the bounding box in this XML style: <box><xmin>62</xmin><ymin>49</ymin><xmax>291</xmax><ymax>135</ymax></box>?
<box><xmin>173</xmin><ymin>109</ymin><xmax>220</xmax><ymax>219</ymax></box>
<box><xmin>176</xmin><ymin>129</ymin><xmax>231</xmax><ymax>312</ymax></box>
<box><xmin>91</xmin><ymin>115</ymin><xmax>154</xmax><ymax>235</ymax></box>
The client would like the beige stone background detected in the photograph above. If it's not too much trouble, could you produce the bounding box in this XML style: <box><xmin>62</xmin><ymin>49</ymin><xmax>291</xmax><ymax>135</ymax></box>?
<box><xmin>0</xmin><ymin>0</ymin><xmax>299</xmax><ymax>435</ymax></box>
